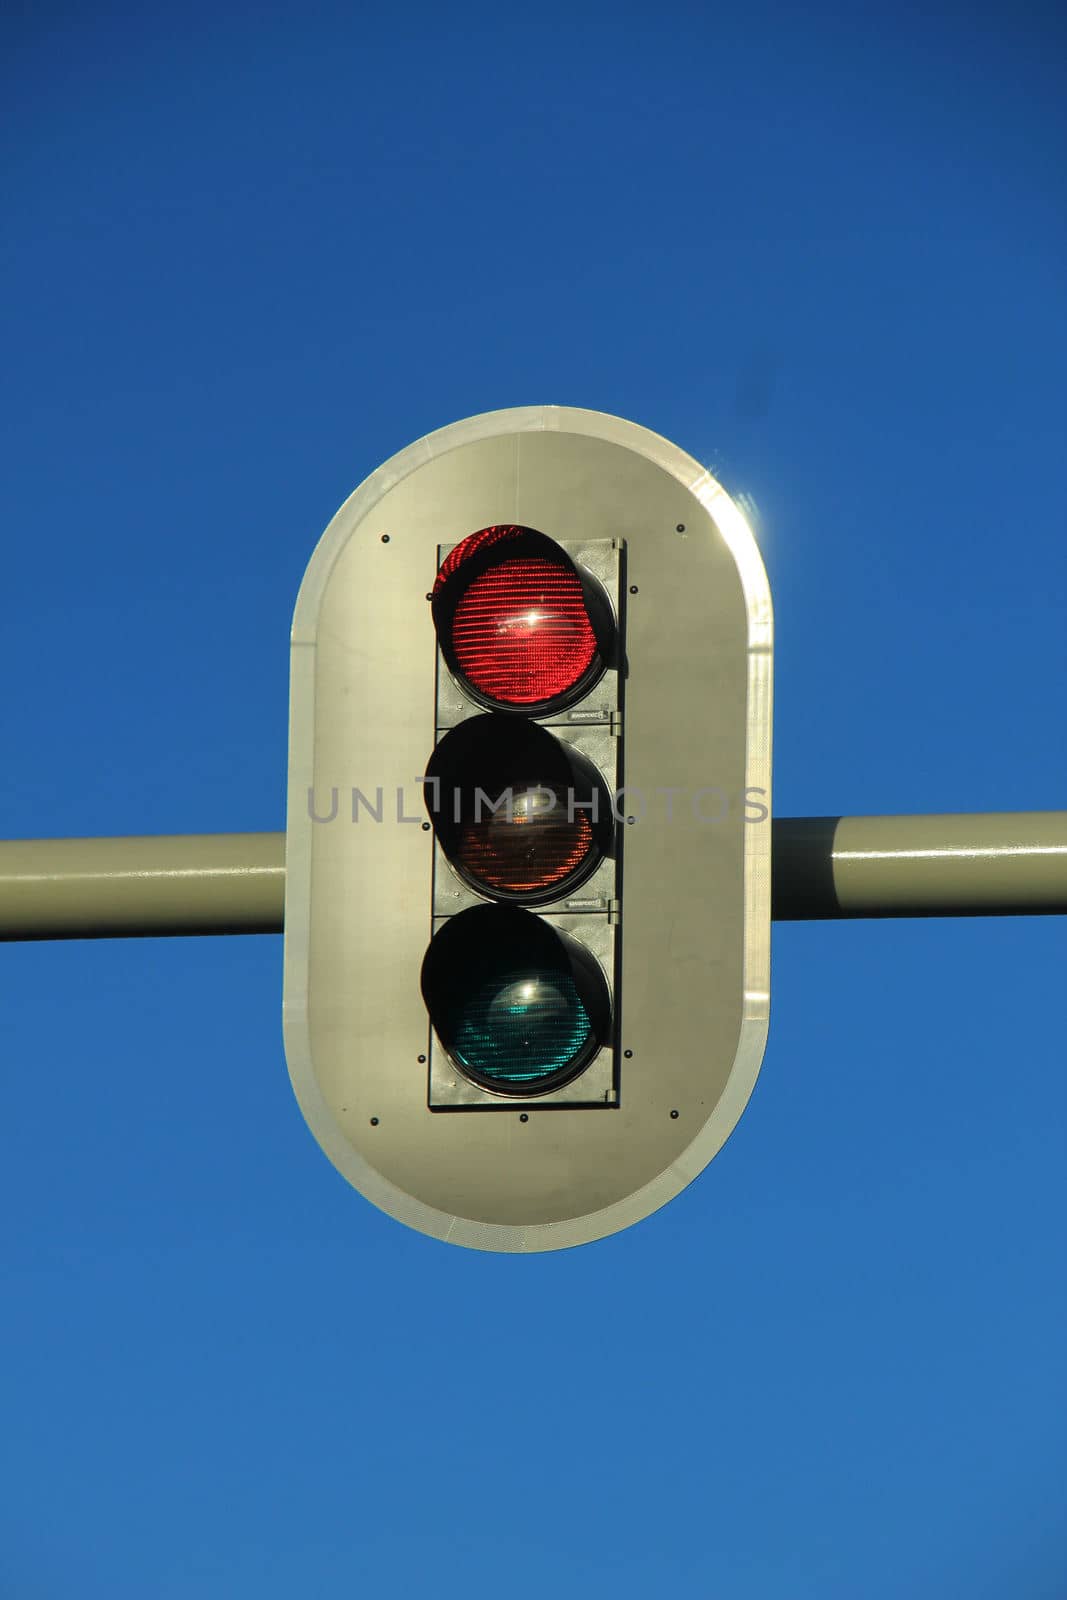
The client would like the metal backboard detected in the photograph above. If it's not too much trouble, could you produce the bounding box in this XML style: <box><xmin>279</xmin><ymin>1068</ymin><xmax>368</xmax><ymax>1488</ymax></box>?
<box><xmin>284</xmin><ymin>406</ymin><xmax>772</xmax><ymax>1251</ymax></box>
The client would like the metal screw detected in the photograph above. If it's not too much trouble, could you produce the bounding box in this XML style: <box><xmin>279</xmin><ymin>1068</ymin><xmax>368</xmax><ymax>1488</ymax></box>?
<box><xmin>626</xmin><ymin>816</ymin><xmax>636</xmax><ymax>825</ymax></box>
<box><xmin>623</xmin><ymin>1049</ymin><xmax>633</xmax><ymax>1059</ymax></box>
<box><xmin>421</xmin><ymin>821</ymin><xmax>431</xmax><ymax>831</ymax></box>
<box><xmin>370</xmin><ymin>1116</ymin><xmax>380</xmax><ymax>1126</ymax></box>
<box><xmin>381</xmin><ymin>534</ymin><xmax>390</xmax><ymax>543</ymax></box>
<box><xmin>670</xmin><ymin>1109</ymin><xmax>679</xmax><ymax>1119</ymax></box>
<box><xmin>425</xmin><ymin>591</ymin><xmax>433</xmax><ymax>601</ymax></box>
<box><xmin>676</xmin><ymin>523</ymin><xmax>686</xmax><ymax>533</ymax></box>
<box><xmin>629</xmin><ymin>584</ymin><xmax>638</xmax><ymax>594</ymax></box>
<box><xmin>519</xmin><ymin>1113</ymin><xmax>529</xmax><ymax>1123</ymax></box>
<box><xmin>417</xmin><ymin>1054</ymin><xmax>426</xmax><ymax>1064</ymax></box>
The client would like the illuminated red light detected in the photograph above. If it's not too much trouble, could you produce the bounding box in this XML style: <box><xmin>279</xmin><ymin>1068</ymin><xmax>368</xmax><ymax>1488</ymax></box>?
<box><xmin>433</xmin><ymin>527</ymin><xmax>606</xmax><ymax>713</ymax></box>
<box><xmin>451</xmin><ymin>558</ymin><xmax>596</xmax><ymax>707</ymax></box>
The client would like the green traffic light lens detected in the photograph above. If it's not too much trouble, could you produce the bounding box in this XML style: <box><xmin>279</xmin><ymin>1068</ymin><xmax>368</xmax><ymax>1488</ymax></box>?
<box><xmin>450</xmin><ymin>966</ymin><xmax>590</xmax><ymax>1087</ymax></box>
<box><xmin>421</xmin><ymin>905</ymin><xmax>612</xmax><ymax>1097</ymax></box>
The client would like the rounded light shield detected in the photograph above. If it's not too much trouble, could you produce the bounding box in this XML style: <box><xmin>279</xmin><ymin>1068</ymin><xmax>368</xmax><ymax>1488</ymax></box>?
<box><xmin>432</xmin><ymin>525</ymin><xmax>615</xmax><ymax>715</ymax></box>
<box><xmin>424</xmin><ymin>716</ymin><xmax>614</xmax><ymax>905</ymax></box>
<box><xmin>421</xmin><ymin>905</ymin><xmax>612</xmax><ymax>1096</ymax></box>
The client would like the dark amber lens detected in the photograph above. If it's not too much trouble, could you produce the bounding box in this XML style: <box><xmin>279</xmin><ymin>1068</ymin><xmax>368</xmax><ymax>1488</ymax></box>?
<box><xmin>456</xmin><ymin>787</ymin><xmax>595</xmax><ymax>896</ymax></box>
<box><xmin>423</xmin><ymin>714</ymin><xmax>612</xmax><ymax>905</ymax></box>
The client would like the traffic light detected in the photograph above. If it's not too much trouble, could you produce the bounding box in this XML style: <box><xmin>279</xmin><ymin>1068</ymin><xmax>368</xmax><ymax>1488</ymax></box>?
<box><xmin>420</xmin><ymin>522</ymin><xmax>622</xmax><ymax>1112</ymax></box>
<box><xmin>283</xmin><ymin>407</ymin><xmax>772</xmax><ymax>1252</ymax></box>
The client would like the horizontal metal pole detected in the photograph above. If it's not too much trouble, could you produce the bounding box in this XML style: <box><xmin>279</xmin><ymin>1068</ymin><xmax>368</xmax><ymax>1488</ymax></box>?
<box><xmin>0</xmin><ymin>813</ymin><xmax>1065</xmax><ymax>939</ymax></box>
<box><xmin>772</xmin><ymin>812</ymin><xmax>1067</xmax><ymax>919</ymax></box>
<box><xmin>0</xmin><ymin>833</ymin><xmax>285</xmax><ymax>940</ymax></box>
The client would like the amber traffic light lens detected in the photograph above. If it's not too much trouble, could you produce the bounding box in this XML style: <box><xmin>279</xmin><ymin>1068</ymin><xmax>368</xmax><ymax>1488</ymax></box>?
<box><xmin>423</xmin><ymin>716</ymin><xmax>613</xmax><ymax>906</ymax></box>
<box><xmin>456</xmin><ymin>786</ymin><xmax>595</xmax><ymax>896</ymax></box>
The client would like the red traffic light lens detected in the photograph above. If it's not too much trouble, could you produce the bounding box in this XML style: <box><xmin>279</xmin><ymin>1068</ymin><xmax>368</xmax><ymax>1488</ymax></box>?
<box><xmin>432</xmin><ymin>527</ymin><xmax>611</xmax><ymax>714</ymax></box>
<box><xmin>452</xmin><ymin>557</ymin><xmax>596</xmax><ymax>708</ymax></box>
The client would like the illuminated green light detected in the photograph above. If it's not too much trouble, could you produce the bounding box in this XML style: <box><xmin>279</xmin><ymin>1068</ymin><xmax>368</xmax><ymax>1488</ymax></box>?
<box><xmin>451</xmin><ymin>967</ymin><xmax>590</xmax><ymax>1084</ymax></box>
<box><xmin>421</xmin><ymin>904</ymin><xmax>611</xmax><ymax>1098</ymax></box>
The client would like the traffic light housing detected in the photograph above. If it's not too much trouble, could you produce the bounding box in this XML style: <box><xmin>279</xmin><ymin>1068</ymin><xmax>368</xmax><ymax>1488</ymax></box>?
<box><xmin>283</xmin><ymin>407</ymin><xmax>772</xmax><ymax>1251</ymax></box>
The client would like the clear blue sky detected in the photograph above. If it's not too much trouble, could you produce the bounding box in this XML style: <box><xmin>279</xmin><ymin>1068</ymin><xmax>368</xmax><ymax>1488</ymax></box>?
<box><xmin>3</xmin><ymin>4</ymin><xmax>1065</xmax><ymax>1596</ymax></box>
